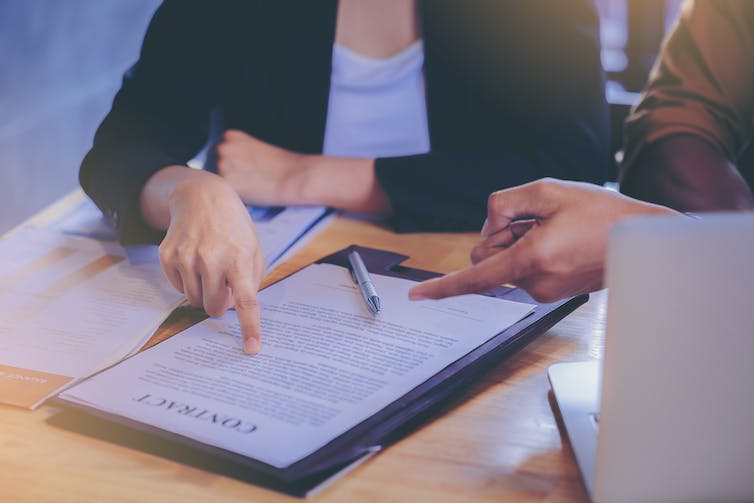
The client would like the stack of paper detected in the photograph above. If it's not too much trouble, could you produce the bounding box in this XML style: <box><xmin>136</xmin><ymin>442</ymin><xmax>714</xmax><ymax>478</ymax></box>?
<box><xmin>0</xmin><ymin>228</ymin><xmax>184</xmax><ymax>408</ymax></box>
<box><xmin>0</xmin><ymin>197</ymin><xmax>329</xmax><ymax>409</ymax></box>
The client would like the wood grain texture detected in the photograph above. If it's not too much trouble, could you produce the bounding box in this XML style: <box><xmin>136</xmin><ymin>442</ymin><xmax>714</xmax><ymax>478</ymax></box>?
<box><xmin>0</xmin><ymin>191</ymin><xmax>606</xmax><ymax>502</ymax></box>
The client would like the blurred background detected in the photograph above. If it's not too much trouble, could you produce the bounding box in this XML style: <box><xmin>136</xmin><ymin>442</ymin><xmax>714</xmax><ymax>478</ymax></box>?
<box><xmin>0</xmin><ymin>0</ymin><xmax>682</xmax><ymax>234</ymax></box>
<box><xmin>0</xmin><ymin>0</ymin><xmax>160</xmax><ymax>233</ymax></box>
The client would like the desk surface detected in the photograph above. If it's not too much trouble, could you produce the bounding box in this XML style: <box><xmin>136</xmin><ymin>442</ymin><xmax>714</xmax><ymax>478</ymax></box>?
<box><xmin>0</xmin><ymin>192</ymin><xmax>605</xmax><ymax>502</ymax></box>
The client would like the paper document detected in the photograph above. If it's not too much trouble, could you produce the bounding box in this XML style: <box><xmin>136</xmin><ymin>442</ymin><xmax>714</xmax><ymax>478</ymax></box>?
<box><xmin>61</xmin><ymin>263</ymin><xmax>535</xmax><ymax>468</ymax></box>
<box><xmin>51</xmin><ymin>198</ymin><xmax>328</xmax><ymax>268</ymax></box>
<box><xmin>247</xmin><ymin>205</ymin><xmax>329</xmax><ymax>268</ymax></box>
<box><xmin>0</xmin><ymin>228</ymin><xmax>184</xmax><ymax>409</ymax></box>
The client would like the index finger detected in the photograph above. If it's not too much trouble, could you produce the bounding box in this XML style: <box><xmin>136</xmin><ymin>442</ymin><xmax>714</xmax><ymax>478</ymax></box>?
<box><xmin>408</xmin><ymin>242</ymin><xmax>532</xmax><ymax>300</ymax></box>
<box><xmin>228</xmin><ymin>266</ymin><xmax>262</xmax><ymax>354</ymax></box>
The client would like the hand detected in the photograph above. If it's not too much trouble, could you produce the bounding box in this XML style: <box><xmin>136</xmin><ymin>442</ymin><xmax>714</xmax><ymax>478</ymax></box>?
<box><xmin>409</xmin><ymin>179</ymin><xmax>680</xmax><ymax>303</ymax></box>
<box><xmin>144</xmin><ymin>168</ymin><xmax>266</xmax><ymax>354</ymax></box>
<box><xmin>216</xmin><ymin>129</ymin><xmax>392</xmax><ymax>214</ymax></box>
<box><xmin>215</xmin><ymin>129</ymin><xmax>304</xmax><ymax>206</ymax></box>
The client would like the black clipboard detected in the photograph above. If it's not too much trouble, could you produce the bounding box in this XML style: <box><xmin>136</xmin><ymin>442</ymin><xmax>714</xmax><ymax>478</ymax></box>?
<box><xmin>51</xmin><ymin>245</ymin><xmax>588</xmax><ymax>497</ymax></box>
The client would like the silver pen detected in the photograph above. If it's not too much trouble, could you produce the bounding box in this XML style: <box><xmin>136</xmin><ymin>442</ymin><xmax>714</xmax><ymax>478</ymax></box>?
<box><xmin>347</xmin><ymin>250</ymin><xmax>382</xmax><ymax>315</ymax></box>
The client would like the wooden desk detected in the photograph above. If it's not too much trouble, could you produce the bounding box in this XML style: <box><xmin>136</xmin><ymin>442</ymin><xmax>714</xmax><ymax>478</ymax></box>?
<box><xmin>0</xmin><ymin>192</ymin><xmax>606</xmax><ymax>502</ymax></box>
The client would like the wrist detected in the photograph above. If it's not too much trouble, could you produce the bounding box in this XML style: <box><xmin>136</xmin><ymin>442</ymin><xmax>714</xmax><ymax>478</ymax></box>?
<box><xmin>291</xmin><ymin>155</ymin><xmax>388</xmax><ymax>213</ymax></box>
<box><xmin>168</xmin><ymin>169</ymin><xmax>232</xmax><ymax>214</ymax></box>
<box><xmin>622</xmin><ymin>196</ymin><xmax>681</xmax><ymax>221</ymax></box>
<box><xmin>278</xmin><ymin>153</ymin><xmax>317</xmax><ymax>205</ymax></box>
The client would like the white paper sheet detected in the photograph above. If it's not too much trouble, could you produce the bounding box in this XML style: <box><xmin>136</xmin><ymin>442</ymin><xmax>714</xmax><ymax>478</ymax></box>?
<box><xmin>0</xmin><ymin>189</ymin><xmax>326</xmax><ymax>409</ymax></box>
<box><xmin>0</xmin><ymin>228</ymin><xmax>184</xmax><ymax>408</ymax></box>
<box><xmin>50</xmin><ymin>197</ymin><xmax>328</xmax><ymax>268</ymax></box>
<box><xmin>61</xmin><ymin>263</ymin><xmax>535</xmax><ymax>468</ymax></box>
<box><xmin>248</xmin><ymin>205</ymin><xmax>329</xmax><ymax>268</ymax></box>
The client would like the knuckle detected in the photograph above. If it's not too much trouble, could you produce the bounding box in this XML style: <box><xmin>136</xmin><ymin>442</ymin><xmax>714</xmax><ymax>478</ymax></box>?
<box><xmin>229</xmin><ymin>242</ymin><xmax>252</xmax><ymax>264</ymax></box>
<box><xmin>175</xmin><ymin>247</ymin><xmax>195</xmax><ymax>270</ymax></box>
<box><xmin>215</xmin><ymin>154</ymin><xmax>228</xmax><ymax>173</ymax></box>
<box><xmin>234</xmin><ymin>293</ymin><xmax>259</xmax><ymax>311</ymax></box>
<box><xmin>157</xmin><ymin>243</ymin><xmax>173</xmax><ymax>264</ymax></box>
<box><xmin>487</xmin><ymin>191</ymin><xmax>504</xmax><ymax>215</ymax></box>
<box><xmin>533</xmin><ymin>178</ymin><xmax>560</xmax><ymax>198</ymax></box>
<box><xmin>195</xmin><ymin>246</ymin><xmax>221</xmax><ymax>272</ymax></box>
<box><xmin>531</xmin><ymin>179</ymin><xmax>550</xmax><ymax>198</ymax></box>
<box><xmin>221</xmin><ymin>130</ymin><xmax>237</xmax><ymax>143</ymax></box>
<box><xmin>216</xmin><ymin>144</ymin><xmax>230</xmax><ymax>159</ymax></box>
<box><xmin>185</xmin><ymin>289</ymin><xmax>201</xmax><ymax>306</ymax></box>
<box><xmin>221</xmin><ymin>129</ymin><xmax>246</xmax><ymax>143</ymax></box>
<box><xmin>205</xmin><ymin>303</ymin><xmax>226</xmax><ymax>318</ymax></box>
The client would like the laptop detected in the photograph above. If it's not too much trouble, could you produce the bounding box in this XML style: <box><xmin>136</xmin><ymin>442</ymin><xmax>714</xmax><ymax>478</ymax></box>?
<box><xmin>548</xmin><ymin>212</ymin><xmax>754</xmax><ymax>503</ymax></box>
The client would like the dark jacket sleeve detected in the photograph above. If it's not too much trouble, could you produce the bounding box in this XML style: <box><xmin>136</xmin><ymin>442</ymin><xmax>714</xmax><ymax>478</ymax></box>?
<box><xmin>376</xmin><ymin>0</ymin><xmax>610</xmax><ymax>232</ymax></box>
<box><xmin>79</xmin><ymin>0</ymin><xmax>225</xmax><ymax>244</ymax></box>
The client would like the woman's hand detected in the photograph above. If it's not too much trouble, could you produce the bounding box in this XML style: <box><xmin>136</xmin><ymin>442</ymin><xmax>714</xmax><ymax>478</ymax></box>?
<box><xmin>215</xmin><ymin>129</ymin><xmax>391</xmax><ymax>214</ymax></box>
<box><xmin>409</xmin><ymin>179</ymin><xmax>680</xmax><ymax>303</ymax></box>
<box><xmin>141</xmin><ymin>167</ymin><xmax>265</xmax><ymax>354</ymax></box>
<box><xmin>215</xmin><ymin>130</ymin><xmax>305</xmax><ymax>207</ymax></box>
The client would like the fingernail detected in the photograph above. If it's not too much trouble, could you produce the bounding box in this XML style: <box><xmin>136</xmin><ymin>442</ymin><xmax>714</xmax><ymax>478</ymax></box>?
<box><xmin>244</xmin><ymin>337</ymin><xmax>260</xmax><ymax>355</ymax></box>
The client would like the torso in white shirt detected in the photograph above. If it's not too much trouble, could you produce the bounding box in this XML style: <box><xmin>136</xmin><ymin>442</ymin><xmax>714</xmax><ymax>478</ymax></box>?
<box><xmin>322</xmin><ymin>40</ymin><xmax>431</xmax><ymax>158</ymax></box>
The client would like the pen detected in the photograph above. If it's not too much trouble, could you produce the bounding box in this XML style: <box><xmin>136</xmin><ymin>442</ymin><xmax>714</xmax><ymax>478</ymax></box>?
<box><xmin>347</xmin><ymin>250</ymin><xmax>382</xmax><ymax>315</ymax></box>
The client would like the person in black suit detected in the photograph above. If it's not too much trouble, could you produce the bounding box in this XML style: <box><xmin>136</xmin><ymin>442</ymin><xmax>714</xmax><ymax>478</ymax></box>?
<box><xmin>80</xmin><ymin>0</ymin><xmax>608</xmax><ymax>353</ymax></box>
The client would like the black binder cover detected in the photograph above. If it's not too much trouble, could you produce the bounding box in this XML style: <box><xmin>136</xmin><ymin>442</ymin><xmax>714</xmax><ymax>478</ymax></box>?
<box><xmin>51</xmin><ymin>245</ymin><xmax>587</xmax><ymax>497</ymax></box>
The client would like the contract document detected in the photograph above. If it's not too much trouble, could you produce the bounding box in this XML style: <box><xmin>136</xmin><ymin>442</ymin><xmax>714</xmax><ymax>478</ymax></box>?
<box><xmin>60</xmin><ymin>262</ymin><xmax>535</xmax><ymax>468</ymax></box>
<box><xmin>0</xmin><ymin>228</ymin><xmax>184</xmax><ymax>408</ymax></box>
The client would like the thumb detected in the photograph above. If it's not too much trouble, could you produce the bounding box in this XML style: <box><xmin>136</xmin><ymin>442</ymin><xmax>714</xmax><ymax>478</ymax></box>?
<box><xmin>482</xmin><ymin>179</ymin><xmax>563</xmax><ymax>238</ymax></box>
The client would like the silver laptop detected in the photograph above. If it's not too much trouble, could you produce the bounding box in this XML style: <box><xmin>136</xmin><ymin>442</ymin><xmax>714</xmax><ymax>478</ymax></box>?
<box><xmin>549</xmin><ymin>212</ymin><xmax>754</xmax><ymax>503</ymax></box>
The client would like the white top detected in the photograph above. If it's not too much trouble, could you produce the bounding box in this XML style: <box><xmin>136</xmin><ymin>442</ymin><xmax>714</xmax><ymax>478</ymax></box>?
<box><xmin>322</xmin><ymin>40</ymin><xmax>431</xmax><ymax>158</ymax></box>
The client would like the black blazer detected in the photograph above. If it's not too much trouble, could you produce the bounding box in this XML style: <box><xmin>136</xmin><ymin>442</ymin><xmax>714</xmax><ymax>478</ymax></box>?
<box><xmin>80</xmin><ymin>0</ymin><xmax>609</xmax><ymax>243</ymax></box>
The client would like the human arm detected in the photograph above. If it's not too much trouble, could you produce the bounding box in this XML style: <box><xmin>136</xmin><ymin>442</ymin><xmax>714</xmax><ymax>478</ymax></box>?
<box><xmin>621</xmin><ymin>0</ymin><xmax>754</xmax><ymax>211</ymax></box>
<box><xmin>79</xmin><ymin>0</ymin><xmax>230</xmax><ymax>244</ymax></box>
<box><xmin>214</xmin><ymin>128</ymin><xmax>609</xmax><ymax>233</ymax></box>
<box><xmin>620</xmin><ymin>135</ymin><xmax>754</xmax><ymax>211</ymax></box>
<box><xmin>79</xmin><ymin>2</ymin><xmax>267</xmax><ymax>351</ymax></box>
<box><xmin>408</xmin><ymin>179</ymin><xmax>679</xmax><ymax>303</ymax></box>
<box><xmin>214</xmin><ymin>130</ymin><xmax>391</xmax><ymax>214</ymax></box>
